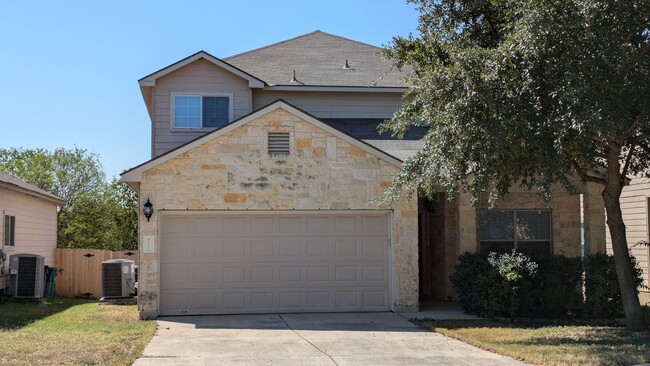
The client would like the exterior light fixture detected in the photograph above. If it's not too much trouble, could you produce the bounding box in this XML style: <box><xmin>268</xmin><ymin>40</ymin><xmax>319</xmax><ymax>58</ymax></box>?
<box><xmin>143</xmin><ymin>198</ymin><xmax>153</xmax><ymax>222</ymax></box>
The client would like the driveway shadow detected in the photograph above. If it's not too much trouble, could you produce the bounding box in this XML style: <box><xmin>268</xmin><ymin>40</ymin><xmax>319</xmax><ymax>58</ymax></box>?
<box><xmin>158</xmin><ymin>312</ymin><xmax>425</xmax><ymax>332</ymax></box>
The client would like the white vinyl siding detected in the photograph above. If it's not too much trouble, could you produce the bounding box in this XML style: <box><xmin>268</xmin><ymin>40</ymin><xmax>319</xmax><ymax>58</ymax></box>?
<box><xmin>606</xmin><ymin>177</ymin><xmax>650</xmax><ymax>303</ymax></box>
<box><xmin>0</xmin><ymin>187</ymin><xmax>58</xmax><ymax>290</ymax></box>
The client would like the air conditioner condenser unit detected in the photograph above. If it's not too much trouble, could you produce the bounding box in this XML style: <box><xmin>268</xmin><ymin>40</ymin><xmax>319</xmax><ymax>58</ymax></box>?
<box><xmin>8</xmin><ymin>254</ymin><xmax>45</xmax><ymax>298</ymax></box>
<box><xmin>102</xmin><ymin>259</ymin><xmax>135</xmax><ymax>298</ymax></box>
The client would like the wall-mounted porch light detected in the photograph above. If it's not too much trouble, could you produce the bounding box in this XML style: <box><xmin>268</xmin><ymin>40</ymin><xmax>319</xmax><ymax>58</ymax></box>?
<box><xmin>143</xmin><ymin>198</ymin><xmax>153</xmax><ymax>222</ymax></box>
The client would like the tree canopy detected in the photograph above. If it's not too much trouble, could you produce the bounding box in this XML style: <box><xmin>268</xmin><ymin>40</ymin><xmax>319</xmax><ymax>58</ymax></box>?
<box><xmin>0</xmin><ymin>147</ymin><xmax>137</xmax><ymax>250</ymax></box>
<box><xmin>383</xmin><ymin>0</ymin><xmax>649</xmax><ymax>330</ymax></box>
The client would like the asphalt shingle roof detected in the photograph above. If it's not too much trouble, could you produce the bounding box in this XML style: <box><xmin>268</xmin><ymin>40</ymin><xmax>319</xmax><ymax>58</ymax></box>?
<box><xmin>364</xmin><ymin>140</ymin><xmax>423</xmax><ymax>161</ymax></box>
<box><xmin>224</xmin><ymin>31</ymin><xmax>409</xmax><ymax>88</ymax></box>
<box><xmin>0</xmin><ymin>171</ymin><xmax>65</xmax><ymax>204</ymax></box>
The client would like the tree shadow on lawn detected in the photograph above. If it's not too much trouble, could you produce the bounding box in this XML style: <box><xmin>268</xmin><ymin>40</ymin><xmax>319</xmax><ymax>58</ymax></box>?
<box><xmin>0</xmin><ymin>297</ymin><xmax>92</xmax><ymax>330</ymax></box>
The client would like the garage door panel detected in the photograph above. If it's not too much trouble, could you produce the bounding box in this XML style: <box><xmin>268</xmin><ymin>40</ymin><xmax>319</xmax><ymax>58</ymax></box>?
<box><xmin>161</xmin><ymin>238</ymin><xmax>194</xmax><ymax>262</ymax></box>
<box><xmin>193</xmin><ymin>238</ymin><xmax>222</xmax><ymax>261</ymax></box>
<box><xmin>306</xmin><ymin>239</ymin><xmax>330</xmax><ymax>256</ymax></box>
<box><xmin>306</xmin><ymin>216</ymin><xmax>330</xmax><ymax>233</ymax></box>
<box><xmin>223</xmin><ymin>238</ymin><xmax>247</xmax><ymax>257</ymax></box>
<box><xmin>279</xmin><ymin>239</ymin><xmax>302</xmax><ymax>256</ymax></box>
<box><xmin>361</xmin><ymin>216</ymin><xmax>388</xmax><ymax>234</ymax></box>
<box><xmin>251</xmin><ymin>239</ymin><xmax>275</xmax><ymax>257</ymax></box>
<box><xmin>160</xmin><ymin>213</ymin><xmax>390</xmax><ymax>315</ymax></box>
<box><xmin>362</xmin><ymin>238</ymin><xmax>388</xmax><ymax>256</ymax></box>
<box><xmin>334</xmin><ymin>216</ymin><xmax>358</xmax><ymax>233</ymax></box>
<box><xmin>251</xmin><ymin>216</ymin><xmax>275</xmax><ymax>234</ymax></box>
<box><xmin>160</xmin><ymin>264</ymin><xmax>191</xmax><ymax>289</ymax></box>
<box><xmin>278</xmin><ymin>216</ymin><xmax>302</xmax><ymax>233</ymax></box>
<box><xmin>334</xmin><ymin>239</ymin><xmax>358</xmax><ymax>257</ymax></box>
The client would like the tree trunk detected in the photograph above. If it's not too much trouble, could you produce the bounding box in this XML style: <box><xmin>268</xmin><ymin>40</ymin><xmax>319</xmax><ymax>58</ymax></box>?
<box><xmin>602</xmin><ymin>144</ymin><xmax>647</xmax><ymax>331</ymax></box>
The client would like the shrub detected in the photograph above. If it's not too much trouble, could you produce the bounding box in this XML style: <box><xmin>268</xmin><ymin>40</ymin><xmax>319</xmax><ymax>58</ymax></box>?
<box><xmin>451</xmin><ymin>250</ymin><xmax>644</xmax><ymax>320</ymax></box>
<box><xmin>583</xmin><ymin>252</ymin><xmax>644</xmax><ymax>319</ymax></box>
<box><xmin>487</xmin><ymin>251</ymin><xmax>538</xmax><ymax>319</ymax></box>
<box><xmin>532</xmin><ymin>255</ymin><xmax>583</xmax><ymax>318</ymax></box>
<box><xmin>451</xmin><ymin>250</ymin><xmax>537</xmax><ymax>319</ymax></box>
<box><xmin>450</xmin><ymin>252</ymin><xmax>493</xmax><ymax>315</ymax></box>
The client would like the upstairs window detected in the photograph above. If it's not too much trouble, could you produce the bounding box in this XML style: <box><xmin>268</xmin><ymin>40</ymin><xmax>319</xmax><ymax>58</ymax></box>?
<box><xmin>4</xmin><ymin>215</ymin><xmax>15</xmax><ymax>247</ymax></box>
<box><xmin>479</xmin><ymin>209</ymin><xmax>551</xmax><ymax>260</ymax></box>
<box><xmin>173</xmin><ymin>94</ymin><xmax>232</xmax><ymax>129</ymax></box>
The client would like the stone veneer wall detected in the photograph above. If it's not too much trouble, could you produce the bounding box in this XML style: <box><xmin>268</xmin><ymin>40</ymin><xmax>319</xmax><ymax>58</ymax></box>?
<box><xmin>136</xmin><ymin>108</ymin><xmax>419</xmax><ymax>318</ymax></box>
<box><xmin>477</xmin><ymin>190</ymin><xmax>583</xmax><ymax>257</ymax></box>
<box><xmin>438</xmin><ymin>188</ymin><xmax>585</xmax><ymax>301</ymax></box>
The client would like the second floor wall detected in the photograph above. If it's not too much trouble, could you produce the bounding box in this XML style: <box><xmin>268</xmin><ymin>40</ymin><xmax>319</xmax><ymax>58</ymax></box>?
<box><xmin>149</xmin><ymin>59</ymin><xmax>409</xmax><ymax>157</ymax></box>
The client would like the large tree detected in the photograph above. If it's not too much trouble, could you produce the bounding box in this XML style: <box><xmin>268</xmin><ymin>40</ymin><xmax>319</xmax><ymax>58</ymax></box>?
<box><xmin>382</xmin><ymin>0</ymin><xmax>649</xmax><ymax>330</ymax></box>
<box><xmin>0</xmin><ymin>148</ymin><xmax>137</xmax><ymax>250</ymax></box>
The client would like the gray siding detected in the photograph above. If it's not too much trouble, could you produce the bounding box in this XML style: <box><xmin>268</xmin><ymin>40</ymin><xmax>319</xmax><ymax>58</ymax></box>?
<box><xmin>253</xmin><ymin>90</ymin><xmax>406</xmax><ymax>119</ymax></box>
<box><xmin>606</xmin><ymin>177</ymin><xmax>650</xmax><ymax>304</ymax></box>
<box><xmin>0</xmin><ymin>187</ymin><xmax>58</xmax><ymax>290</ymax></box>
<box><xmin>152</xmin><ymin>58</ymin><xmax>252</xmax><ymax>157</ymax></box>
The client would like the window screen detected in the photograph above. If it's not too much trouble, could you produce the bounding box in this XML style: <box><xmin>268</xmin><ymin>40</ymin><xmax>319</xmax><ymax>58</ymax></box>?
<box><xmin>479</xmin><ymin>210</ymin><xmax>551</xmax><ymax>260</ymax></box>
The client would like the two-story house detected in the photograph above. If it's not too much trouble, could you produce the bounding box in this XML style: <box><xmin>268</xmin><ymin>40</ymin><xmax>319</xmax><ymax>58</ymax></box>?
<box><xmin>121</xmin><ymin>31</ymin><xmax>604</xmax><ymax>319</ymax></box>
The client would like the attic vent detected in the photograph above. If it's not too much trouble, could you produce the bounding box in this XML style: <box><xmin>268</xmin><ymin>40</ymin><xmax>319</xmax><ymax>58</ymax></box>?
<box><xmin>268</xmin><ymin>132</ymin><xmax>290</xmax><ymax>155</ymax></box>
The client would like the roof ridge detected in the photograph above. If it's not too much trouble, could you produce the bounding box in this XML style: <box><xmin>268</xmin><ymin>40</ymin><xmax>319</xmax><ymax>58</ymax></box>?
<box><xmin>223</xmin><ymin>30</ymin><xmax>382</xmax><ymax>60</ymax></box>
<box><xmin>314</xmin><ymin>31</ymin><xmax>384</xmax><ymax>51</ymax></box>
<box><xmin>224</xmin><ymin>30</ymin><xmax>322</xmax><ymax>60</ymax></box>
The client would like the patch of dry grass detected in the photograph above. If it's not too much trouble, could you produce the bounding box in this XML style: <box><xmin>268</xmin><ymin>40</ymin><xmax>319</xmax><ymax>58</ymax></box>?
<box><xmin>0</xmin><ymin>298</ymin><xmax>155</xmax><ymax>365</ymax></box>
<box><xmin>419</xmin><ymin>319</ymin><xmax>650</xmax><ymax>366</ymax></box>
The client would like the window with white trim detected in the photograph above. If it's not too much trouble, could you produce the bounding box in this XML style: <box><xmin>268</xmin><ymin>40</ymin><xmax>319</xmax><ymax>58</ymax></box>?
<box><xmin>479</xmin><ymin>209</ymin><xmax>551</xmax><ymax>260</ymax></box>
<box><xmin>4</xmin><ymin>214</ymin><xmax>15</xmax><ymax>247</ymax></box>
<box><xmin>173</xmin><ymin>94</ymin><xmax>232</xmax><ymax>129</ymax></box>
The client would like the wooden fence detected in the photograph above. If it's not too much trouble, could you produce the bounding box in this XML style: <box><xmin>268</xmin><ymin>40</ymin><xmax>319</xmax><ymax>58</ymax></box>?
<box><xmin>53</xmin><ymin>248</ymin><xmax>139</xmax><ymax>298</ymax></box>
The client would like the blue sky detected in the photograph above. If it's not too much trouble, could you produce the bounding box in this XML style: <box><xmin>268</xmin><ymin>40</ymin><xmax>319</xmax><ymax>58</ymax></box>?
<box><xmin>0</xmin><ymin>1</ymin><xmax>418</xmax><ymax>179</ymax></box>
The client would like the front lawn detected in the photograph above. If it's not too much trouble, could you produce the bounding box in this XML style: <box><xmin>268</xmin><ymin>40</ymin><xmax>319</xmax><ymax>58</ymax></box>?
<box><xmin>418</xmin><ymin>318</ymin><xmax>650</xmax><ymax>366</ymax></box>
<box><xmin>0</xmin><ymin>298</ymin><xmax>156</xmax><ymax>365</ymax></box>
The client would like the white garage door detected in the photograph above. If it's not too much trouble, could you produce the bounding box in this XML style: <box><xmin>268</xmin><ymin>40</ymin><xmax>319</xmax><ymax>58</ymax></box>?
<box><xmin>159</xmin><ymin>212</ymin><xmax>390</xmax><ymax>315</ymax></box>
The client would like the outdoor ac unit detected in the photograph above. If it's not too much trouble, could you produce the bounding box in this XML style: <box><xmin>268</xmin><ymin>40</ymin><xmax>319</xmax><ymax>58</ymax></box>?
<box><xmin>8</xmin><ymin>254</ymin><xmax>45</xmax><ymax>298</ymax></box>
<box><xmin>102</xmin><ymin>259</ymin><xmax>135</xmax><ymax>298</ymax></box>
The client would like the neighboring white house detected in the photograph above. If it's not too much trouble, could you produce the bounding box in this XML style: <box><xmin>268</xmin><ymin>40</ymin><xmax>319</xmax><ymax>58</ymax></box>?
<box><xmin>0</xmin><ymin>172</ymin><xmax>65</xmax><ymax>292</ymax></box>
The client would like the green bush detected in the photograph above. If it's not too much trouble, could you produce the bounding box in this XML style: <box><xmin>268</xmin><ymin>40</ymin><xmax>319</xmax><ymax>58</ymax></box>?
<box><xmin>583</xmin><ymin>252</ymin><xmax>644</xmax><ymax>318</ymax></box>
<box><xmin>450</xmin><ymin>252</ymin><xmax>493</xmax><ymax>315</ymax></box>
<box><xmin>531</xmin><ymin>255</ymin><xmax>583</xmax><ymax>318</ymax></box>
<box><xmin>487</xmin><ymin>251</ymin><xmax>538</xmax><ymax>319</ymax></box>
<box><xmin>451</xmin><ymin>250</ymin><xmax>537</xmax><ymax>319</ymax></box>
<box><xmin>451</xmin><ymin>250</ymin><xmax>644</xmax><ymax>319</ymax></box>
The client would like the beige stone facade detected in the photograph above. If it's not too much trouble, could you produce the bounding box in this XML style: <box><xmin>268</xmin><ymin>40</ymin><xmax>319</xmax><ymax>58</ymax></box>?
<box><xmin>134</xmin><ymin>107</ymin><xmax>418</xmax><ymax>318</ymax></box>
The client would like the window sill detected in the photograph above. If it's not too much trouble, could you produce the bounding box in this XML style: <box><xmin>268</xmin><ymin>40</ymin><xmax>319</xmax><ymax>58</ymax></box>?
<box><xmin>170</xmin><ymin>127</ymin><xmax>219</xmax><ymax>134</ymax></box>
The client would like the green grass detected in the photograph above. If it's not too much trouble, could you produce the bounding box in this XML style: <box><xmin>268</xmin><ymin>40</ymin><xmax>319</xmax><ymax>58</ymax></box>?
<box><xmin>0</xmin><ymin>298</ymin><xmax>156</xmax><ymax>365</ymax></box>
<box><xmin>418</xmin><ymin>316</ymin><xmax>650</xmax><ymax>366</ymax></box>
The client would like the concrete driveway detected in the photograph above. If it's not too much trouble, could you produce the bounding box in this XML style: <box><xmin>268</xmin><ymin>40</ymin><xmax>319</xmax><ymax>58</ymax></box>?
<box><xmin>133</xmin><ymin>312</ymin><xmax>525</xmax><ymax>365</ymax></box>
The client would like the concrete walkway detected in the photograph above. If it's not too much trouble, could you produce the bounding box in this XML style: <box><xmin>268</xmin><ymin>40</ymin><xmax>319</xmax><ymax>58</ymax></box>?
<box><xmin>133</xmin><ymin>312</ymin><xmax>525</xmax><ymax>365</ymax></box>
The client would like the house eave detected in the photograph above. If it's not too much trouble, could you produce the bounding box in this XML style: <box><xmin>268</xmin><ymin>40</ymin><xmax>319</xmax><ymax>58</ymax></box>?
<box><xmin>137</xmin><ymin>51</ymin><xmax>266</xmax><ymax>89</ymax></box>
<box><xmin>264</xmin><ymin>85</ymin><xmax>408</xmax><ymax>93</ymax></box>
<box><xmin>0</xmin><ymin>182</ymin><xmax>66</xmax><ymax>205</ymax></box>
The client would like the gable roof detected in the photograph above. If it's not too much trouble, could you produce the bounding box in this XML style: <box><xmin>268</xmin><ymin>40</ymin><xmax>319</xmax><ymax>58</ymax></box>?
<box><xmin>121</xmin><ymin>100</ymin><xmax>403</xmax><ymax>184</ymax></box>
<box><xmin>0</xmin><ymin>171</ymin><xmax>65</xmax><ymax>205</ymax></box>
<box><xmin>138</xmin><ymin>50</ymin><xmax>266</xmax><ymax>89</ymax></box>
<box><xmin>224</xmin><ymin>31</ymin><xmax>409</xmax><ymax>88</ymax></box>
